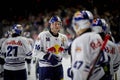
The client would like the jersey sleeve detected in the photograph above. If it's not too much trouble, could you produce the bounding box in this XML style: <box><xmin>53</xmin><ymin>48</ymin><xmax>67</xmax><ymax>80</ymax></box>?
<box><xmin>31</xmin><ymin>39</ymin><xmax>35</xmax><ymax>48</ymax></box>
<box><xmin>61</xmin><ymin>35</ymin><xmax>70</xmax><ymax>58</ymax></box>
<box><xmin>22</xmin><ymin>37</ymin><xmax>32</xmax><ymax>59</ymax></box>
<box><xmin>32</xmin><ymin>32</ymin><xmax>46</xmax><ymax>59</ymax></box>
<box><xmin>29</xmin><ymin>38</ymin><xmax>35</xmax><ymax>49</ymax></box>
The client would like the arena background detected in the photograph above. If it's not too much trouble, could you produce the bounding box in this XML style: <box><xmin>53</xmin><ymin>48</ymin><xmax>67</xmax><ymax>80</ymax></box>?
<box><xmin>0</xmin><ymin>0</ymin><xmax>120</xmax><ymax>80</ymax></box>
<box><xmin>0</xmin><ymin>0</ymin><xmax>120</xmax><ymax>43</ymax></box>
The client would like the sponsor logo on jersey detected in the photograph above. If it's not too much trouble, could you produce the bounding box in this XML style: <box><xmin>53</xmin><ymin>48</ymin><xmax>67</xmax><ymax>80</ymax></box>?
<box><xmin>75</xmin><ymin>47</ymin><xmax>81</xmax><ymax>52</ymax></box>
<box><xmin>104</xmin><ymin>46</ymin><xmax>115</xmax><ymax>54</ymax></box>
<box><xmin>90</xmin><ymin>39</ymin><xmax>102</xmax><ymax>50</ymax></box>
<box><xmin>47</xmin><ymin>44</ymin><xmax>64</xmax><ymax>54</ymax></box>
<box><xmin>6</xmin><ymin>40</ymin><xmax>22</xmax><ymax>46</ymax></box>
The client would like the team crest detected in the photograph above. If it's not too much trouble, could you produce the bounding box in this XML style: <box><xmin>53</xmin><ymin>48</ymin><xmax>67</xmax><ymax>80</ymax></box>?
<box><xmin>46</xmin><ymin>37</ymin><xmax>50</xmax><ymax>41</ymax></box>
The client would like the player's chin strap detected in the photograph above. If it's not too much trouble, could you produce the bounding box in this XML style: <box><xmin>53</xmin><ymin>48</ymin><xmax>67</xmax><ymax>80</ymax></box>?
<box><xmin>87</xmin><ymin>33</ymin><xmax>110</xmax><ymax>80</ymax></box>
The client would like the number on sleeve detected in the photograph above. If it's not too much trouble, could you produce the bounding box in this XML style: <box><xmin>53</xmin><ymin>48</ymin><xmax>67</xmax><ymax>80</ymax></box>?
<box><xmin>35</xmin><ymin>45</ymin><xmax>40</xmax><ymax>50</ymax></box>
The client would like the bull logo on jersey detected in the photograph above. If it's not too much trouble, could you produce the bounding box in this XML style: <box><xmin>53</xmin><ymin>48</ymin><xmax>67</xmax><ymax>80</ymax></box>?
<box><xmin>47</xmin><ymin>44</ymin><xmax>64</xmax><ymax>54</ymax></box>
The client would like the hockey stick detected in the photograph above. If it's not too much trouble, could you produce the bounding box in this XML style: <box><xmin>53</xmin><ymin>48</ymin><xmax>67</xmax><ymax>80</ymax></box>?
<box><xmin>87</xmin><ymin>34</ymin><xmax>110</xmax><ymax>80</ymax></box>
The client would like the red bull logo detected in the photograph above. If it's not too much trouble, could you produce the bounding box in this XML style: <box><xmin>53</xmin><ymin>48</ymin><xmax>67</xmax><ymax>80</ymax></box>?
<box><xmin>6</xmin><ymin>40</ymin><xmax>22</xmax><ymax>46</ymax></box>
<box><xmin>47</xmin><ymin>44</ymin><xmax>64</xmax><ymax>54</ymax></box>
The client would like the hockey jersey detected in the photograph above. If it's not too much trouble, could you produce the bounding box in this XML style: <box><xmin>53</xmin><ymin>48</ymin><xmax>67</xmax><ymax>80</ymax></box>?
<box><xmin>71</xmin><ymin>32</ymin><xmax>106</xmax><ymax>80</ymax></box>
<box><xmin>33</xmin><ymin>31</ymin><xmax>68</xmax><ymax>67</ymax></box>
<box><xmin>1</xmin><ymin>36</ymin><xmax>32</xmax><ymax>70</ymax></box>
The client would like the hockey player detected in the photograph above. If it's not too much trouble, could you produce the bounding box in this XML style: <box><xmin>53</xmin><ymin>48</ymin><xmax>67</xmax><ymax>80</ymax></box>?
<box><xmin>0</xmin><ymin>31</ymin><xmax>11</xmax><ymax>77</ymax></box>
<box><xmin>33</xmin><ymin>15</ymin><xmax>69</xmax><ymax>80</ymax></box>
<box><xmin>23</xmin><ymin>31</ymin><xmax>34</xmax><ymax>75</ymax></box>
<box><xmin>91</xmin><ymin>18</ymin><xmax>118</xmax><ymax>80</ymax></box>
<box><xmin>68</xmin><ymin>10</ymin><xmax>110</xmax><ymax>80</ymax></box>
<box><xmin>1</xmin><ymin>24</ymin><xmax>32</xmax><ymax>80</ymax></box>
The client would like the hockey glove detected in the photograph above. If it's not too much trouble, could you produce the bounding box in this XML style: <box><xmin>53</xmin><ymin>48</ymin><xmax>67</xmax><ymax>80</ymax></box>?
<box><xmin>43</xmin><ymin>53</ymin><xmax>61</xmax><ymax>65</ymax></box>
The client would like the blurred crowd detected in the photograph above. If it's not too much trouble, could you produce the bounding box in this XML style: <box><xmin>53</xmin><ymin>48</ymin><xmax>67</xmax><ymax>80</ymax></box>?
<box><xmin>0</xmin><ymin>3</ymin><xmax>120</xmax><ymax>43</ymax></box>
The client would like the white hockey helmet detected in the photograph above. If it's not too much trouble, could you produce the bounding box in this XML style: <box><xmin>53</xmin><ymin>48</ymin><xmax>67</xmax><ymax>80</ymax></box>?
<box><xmin>72</xmin><ymin>10</ymin><xmax>93</xmax><ymax>33</ymax></box>
<box><xmin>49</xmin><ymin>16</ymin><xmax>62</xmax><ymax>24</ymax></box>
<box><xmin>12</xmin><ymin>24</ymin><xmax>23</xmax><ymax>35</ymax></box>
<box><xmin>92</xmin><ymin>18</ymin><xmax>109</xmax><ymax>33</ymax></box>
<box><xmin>101</xmin><ymin>19</ymin><xmax>110</xmax><ymax>33</ymax></box>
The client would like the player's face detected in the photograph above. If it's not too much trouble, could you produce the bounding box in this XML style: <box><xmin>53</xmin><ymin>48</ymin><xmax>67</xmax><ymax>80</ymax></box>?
<box><xmin>50</xmin><ymin>21</ymin><xmax>62</xmax><ymax>34</ymax></box>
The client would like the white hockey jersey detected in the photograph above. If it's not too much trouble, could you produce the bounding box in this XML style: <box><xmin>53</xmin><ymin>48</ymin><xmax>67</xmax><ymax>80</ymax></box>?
<box><xmin>71</xmin><ymin>32</ymin><xmax>106</xmax><ymax>80</ymax></box>
<box><xmin>33</xmin><ymin>31</ymin><xmax>68</xmax><ymax>67</ymax></box>
<box><xmin>1</xmin><ymin>36</ymin><xmax>32</xmax><ymax>70</ymax></box>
